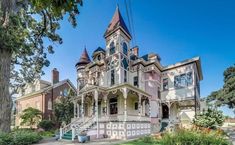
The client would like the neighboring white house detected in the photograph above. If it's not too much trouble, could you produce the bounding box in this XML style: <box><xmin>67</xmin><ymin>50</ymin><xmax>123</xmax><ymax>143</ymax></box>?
<box><xmin>59</xmin><ymin>6</ymin><xmax>203</xmax><ymax>141</ymax></box>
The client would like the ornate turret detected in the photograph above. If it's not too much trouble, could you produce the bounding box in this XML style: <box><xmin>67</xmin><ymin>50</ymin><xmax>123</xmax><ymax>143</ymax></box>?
<box><xmin>104</xmin><ymin>6</ymin><xmax>132</xmax><ymax>39</ymax></box>
<box><xmin>75</xmin><ymin>47</ymin><xmax>91</xmax><ymax>68</ymax></box>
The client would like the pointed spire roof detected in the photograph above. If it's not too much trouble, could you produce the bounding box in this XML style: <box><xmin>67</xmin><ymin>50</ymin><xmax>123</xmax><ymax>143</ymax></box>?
<box><xmin>104</xmin><ymin>6</ymin><xmax>132</xmax><ymax>39</ymax></box>
<box><xmin>75</xmin><ymin>47</ymin><xmax>91</xmax><ymax>67</ymax></box>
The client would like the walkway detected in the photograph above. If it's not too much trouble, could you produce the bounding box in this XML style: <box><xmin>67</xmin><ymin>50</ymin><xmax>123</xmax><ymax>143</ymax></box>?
<box><xmin>35</xmin><ymin>138</ymin><xmax>132</xmax><ymax>145</ymax></box>
<box><xmin>222</xmin><ymin>127</ymin><xmax>235</xmax><ymax>145</ymax></box>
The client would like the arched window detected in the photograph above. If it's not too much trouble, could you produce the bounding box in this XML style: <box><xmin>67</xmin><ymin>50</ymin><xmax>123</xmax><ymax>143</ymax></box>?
<box><xmin>109</xmin><ymin>42</ymin><xmax>115</xmax><ymax>55</ymax></box>
<box><xmin>123</xmin><ymin>42</ymin><xmax>128</xmax><ymax>55</ymax></box>
<box><xmin>122</xmin><ymin>58</ymin><xmax>129</xmax><ymax>70</ymax></box>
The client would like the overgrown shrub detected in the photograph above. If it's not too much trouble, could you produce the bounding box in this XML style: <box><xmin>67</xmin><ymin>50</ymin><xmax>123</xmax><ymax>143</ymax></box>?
<box><xmin>193</xmin><ymin>108</ymin><xmax>225</xmax><ymax>129</ymax></box>
<box><xmin>0</xmin><ymin>130</ymin><xmax>42</xmax><ymax>145</ymax></box>
<box><xmin>140</xmin><ymin>136</ymin><xmax>155</xmax><ymax>144</ymax></box>
<box><xmin>160</xmin><ymin>129</ymin><xmax>230</xmax><ymax>145</ymax></box>
<box><xmin>0</xmin><ymin>133</ymin><xmax>13</xmax><ymax>145</ymax></box>
<box><xmin>38</xmin><ymin>120</ymin><xmax>54</xmax><ymax>131</ymax></box>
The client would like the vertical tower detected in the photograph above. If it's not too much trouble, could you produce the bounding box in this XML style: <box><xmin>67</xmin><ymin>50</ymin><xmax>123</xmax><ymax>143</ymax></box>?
<box><xmin>104</xmin><ymin>6</ymin><xmax>132</xmax><ymax>86</ymax></box>
<box><xmin>75</xmin><ymin>48</ymin><xmax>91</xmax><ymax>91</ymax></box>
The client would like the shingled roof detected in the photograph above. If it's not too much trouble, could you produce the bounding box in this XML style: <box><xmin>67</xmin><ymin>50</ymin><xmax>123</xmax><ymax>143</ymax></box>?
<box><xmin>104</xmin><ymin>6</ymin><xmax>131</xmax><ymax>39</ymax></box>
<box><xmin>76</xmin><ymin>48</ymin><xmax>91</xmax><ymax>67</ymax></box>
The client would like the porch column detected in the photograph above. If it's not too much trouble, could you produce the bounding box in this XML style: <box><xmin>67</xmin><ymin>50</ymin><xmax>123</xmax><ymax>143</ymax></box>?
<box><xmin>94</xmin><ymin>90</ymin><xmax>99</xmax><ymax>138</ymax></box>
<box><xmin>122</xmin><ymin>88</ymin><xmax>128</xmax><ymax>122</ymax></box>
<box><xmin>81</xmin><ymin>95</ymin><xmax>84</xmax><ymax>120</ymax></box>
<box><xmin>149</xmin><ymin>96</ymin><xmax>151</xmax><ymax>118</ymax></box>
<box><xmin>138</xmin><ymin>94</ymin><xmax>142</xmax><ymax>121</ymax></box>
<box><xmin>103</xmin><ymin>93</ymin><xmax>108</xmax><ymax>117</ymax></box>
<box><xmin>168</xmin><ymin>102</ymin><xmax>171</xmax><ymax>122</ymax></box>
<box><xmin>73</xmin><ymin>101</ymin><xmax>77</xmax><ymax>118</ymax></box>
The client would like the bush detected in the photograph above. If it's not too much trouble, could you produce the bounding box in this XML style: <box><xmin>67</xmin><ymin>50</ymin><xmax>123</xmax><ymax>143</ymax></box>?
<box><xmin>39</xmin><ymin>131</ymin><xmax>55</xmax><ymax>138</ymax></box>
<box><xmin>159</xmin><ymin>129</ymin><xmax>230</xmax><ymax>145</ymax></box>
<box><xmin>0</xmin><ymin>130</ymin><xmax>42</xmax><ymax>145</ymax></box>
<box><xmin>140</xmin><ymin>136</ymin><xmax>155</xmax><ymax>144</ymax></box>
<box><xmin>0</xmin><ymin>133</ymin><xmax>13</xmax><ymax>145</ymax></box>
<box><xmin>38</xmin><ymin>120</ymin><xmax>54</xmax><ymax>131</ymax></box>
<box><xmin>193</xmin><ymin>108</ymin><xmax>225</xmax><ymax>129</ymax></box>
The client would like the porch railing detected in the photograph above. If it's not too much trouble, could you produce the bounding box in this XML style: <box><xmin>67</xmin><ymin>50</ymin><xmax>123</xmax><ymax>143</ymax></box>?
<box><xmin>98</xmin><ymin>114</ymin><xmax>151</xmax><ymax>122</ymax></box>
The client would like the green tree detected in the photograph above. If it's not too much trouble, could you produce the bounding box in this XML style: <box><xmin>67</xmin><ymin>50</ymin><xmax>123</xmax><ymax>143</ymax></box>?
<box><xmin>207</xmin><ymin>65</ymin><xmax>235</xmax><ymax>112</ymax></box>
<box><xmin>193</xmin><ymin>108</ymin><xmax>225</xmax><ymax>129</ymax></box>
<box><xmin>0</xmin><ymin>0</ymin><xmax>82</xmax><ymax>132</ymax></box>
<box><xmin>54</xmin><ymin>89</ymin><xmax>75</xmax><ymax>125</ymax></box>
<box><xmin>20</xmin><ymin>107</ymin><xmax>42</xmax><ymax>128</ymax></box>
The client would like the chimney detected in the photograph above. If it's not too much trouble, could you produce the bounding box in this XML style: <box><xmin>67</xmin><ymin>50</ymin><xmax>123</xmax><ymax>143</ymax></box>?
<box><xmin>132</xmin><ymin>46</ymin><xmax>139</xmax><ymax>57</ymax></box>
<box><xmin>52</xmin><ymin>68</ymin><xmax>59</xmax><ymax>84</ymax></box>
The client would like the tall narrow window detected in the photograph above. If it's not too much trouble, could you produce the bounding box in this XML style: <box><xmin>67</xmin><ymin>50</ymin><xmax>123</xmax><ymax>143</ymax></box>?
<box><xmin>111</xmin><ymin>70</ymin><xmax>115</xmax><ymax>85</ymax></box>
<box><xmin>123</xmin><ymin>42</ymin><xmax>128</xmax><ymax>55</ymax></box>
<box><xmin>124</xmin><ymin>70</ymin><xmax>127</xmax><ymax>82</ymax></box>
<box><xmin>48</xmin><ymin>98</ymin><xmax>52</xmax><ymax>110</ymax></box>
<box><xmin>134</xmin><ymin>76</ymin><xmax>139</xmax><ymax>87</ymax></box>
<box><xmin>109</xmin><ymin>42</ymin><xmax>115</xmax><ymax>55</ymax></box>
<box><xmin>163</xmin><ymin>78</ymin><xmax>168</xmax><ymax>91</ymax></box>
<box><xmin>109</xmin><ymin>97</ymin><xmax>118</xmax><ymax>114</ymax></box>
<box><xmin>158</xmin><ymin>87</ymin><xmax>161</xmax><ymax>99</ymax></box>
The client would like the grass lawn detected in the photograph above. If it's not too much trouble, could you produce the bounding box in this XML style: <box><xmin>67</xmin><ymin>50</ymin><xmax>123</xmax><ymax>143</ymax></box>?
<box><xmin>117</xmin><ymin>129</ymin><xmax>231</xmax><ymax>145</ymax></box>
<box><xmin>117</xmin><ymin>138</ymin><xmax>161</xmax><ymax>145</ymax></box>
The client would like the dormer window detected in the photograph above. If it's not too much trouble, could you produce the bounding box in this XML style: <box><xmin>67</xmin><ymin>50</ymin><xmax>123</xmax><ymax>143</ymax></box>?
<box><xmin>109</xmin><ymin>42</ymin><xmax>115</xmax><ymax>55</ymax></box>
<box><xmin>123</xmin><ymin>42</ymin><xmax>128</xmax><ymax>55</ymax></box>
<box><xmin>97</xmin><ymin>54</ymin><xmax>101</xmax><ymax>61</ymax></box>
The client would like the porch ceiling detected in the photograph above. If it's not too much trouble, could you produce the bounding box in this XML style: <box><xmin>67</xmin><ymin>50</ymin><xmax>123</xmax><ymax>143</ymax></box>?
<box><xmin>74</xmin><ymin>83</ymin><xmax>151</xmax><ymax>101</ymax></box>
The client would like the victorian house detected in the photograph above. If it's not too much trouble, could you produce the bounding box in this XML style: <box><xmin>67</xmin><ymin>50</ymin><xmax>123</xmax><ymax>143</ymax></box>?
<box><xmin>60</xmin><ymin>7</ymin><xmax>203</xmax><ymax>140</ymax></box>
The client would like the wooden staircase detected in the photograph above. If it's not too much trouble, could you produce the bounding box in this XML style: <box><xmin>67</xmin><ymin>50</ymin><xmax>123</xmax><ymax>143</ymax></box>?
<box><xmin>60</xmin><ymin>116</ymin><xmax>96</xmax><ymax>141</ymax></box>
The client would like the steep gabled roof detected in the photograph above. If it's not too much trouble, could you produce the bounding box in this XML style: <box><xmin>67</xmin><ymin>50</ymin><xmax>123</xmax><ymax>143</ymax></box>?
<box><xmin>16</xmin><ymin>79</ymin><xmax>77</xmax><ymax>101</ymax></box>
<box><xmin>104</xmin><ymin>6</ymin><xmax>131</xmax><ymax>39</ymax></box>
<box><xmin>94</xmin><ymin>47</ymin><xmax>105</xmax><ymax>53</ymax></box>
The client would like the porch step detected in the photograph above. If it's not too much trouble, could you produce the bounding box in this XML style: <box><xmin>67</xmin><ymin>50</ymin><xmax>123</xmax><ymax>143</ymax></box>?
<box><xmin>160</xmin><ymin>122</ymin><xmax>168</xmax><ymax>132</ymax></box>
<box><xmin>62</xmin><ymin>131</ymin><xmax>73</xmax><ymax>140</ymax></box>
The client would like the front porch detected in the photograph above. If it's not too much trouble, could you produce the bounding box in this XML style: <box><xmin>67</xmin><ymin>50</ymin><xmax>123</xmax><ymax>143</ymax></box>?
<box><xmin>61</xmin><ymin>84</ymin><xmax>152</xmax><ymax>140</ymax></box>
<box><xmin>160</xmin><ymin>99</ymin><xmax>200</xmax><ymax>131</ymax></box>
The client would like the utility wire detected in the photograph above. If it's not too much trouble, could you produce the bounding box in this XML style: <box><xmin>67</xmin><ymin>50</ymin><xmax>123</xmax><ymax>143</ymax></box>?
<box><xmin>128</xmin><ymin>0</ymin><xmax>137</xmax><ymax>46</ymax></box>
<box><xmin>124</xmin><ymin>0</ymin><xmax>133</xmax><ymax>46</ymax></box>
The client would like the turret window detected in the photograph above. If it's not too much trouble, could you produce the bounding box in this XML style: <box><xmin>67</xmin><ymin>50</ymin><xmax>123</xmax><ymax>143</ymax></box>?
<box><xmin>122</xmin><ymin>58</ymin><xmax>129</xmax><ymax>70</ymax></box>
<box><xmin>109</xmin><ymin>42</ymin><xmax>115</xmax><ymax>55</ymax></box>
<box><xmin>123</xmin><ymin>42</ymin><xmax>128</xmax><ymax>55</ymax></box>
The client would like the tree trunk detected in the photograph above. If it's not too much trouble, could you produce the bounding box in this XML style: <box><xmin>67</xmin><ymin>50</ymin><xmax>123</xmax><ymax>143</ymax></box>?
<box><xmin>0</xmin><ymin>49</ymin><xmax>12</xmax><ymax>133</ymax></box>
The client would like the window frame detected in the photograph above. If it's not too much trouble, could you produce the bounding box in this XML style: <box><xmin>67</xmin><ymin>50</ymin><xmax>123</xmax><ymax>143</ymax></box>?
<box><xmin>163</xmin><ymin>78</ymin><xmax>169</xmax><ymax>91</ymax></box>
<box><xmin>109</xmin><ymin>42</ymin><xmax>115</xmax><ymax>55</ymax></box>
<box><xmin>122</xmin><ymin>42</ymin><xmax>128</xmax><ymax>56</ymax></box>
<box><xmin>109</xmin><ymin>97</ymin><xmax>118</xmax><ymax>115</ymax></box>
<box><xmin>174</xmin><ymin>71</ymin><xmax>193</xmax><ymax>89</ymax></box>
<box><xmin>111</xmin><ymin>69</ymin><xmax>115</xmax><ymax>86</ymax></box>
<box><xmin>134</xmin><ymin>76</ymin><xmax>139</xmax><ymax>87</ymax></box>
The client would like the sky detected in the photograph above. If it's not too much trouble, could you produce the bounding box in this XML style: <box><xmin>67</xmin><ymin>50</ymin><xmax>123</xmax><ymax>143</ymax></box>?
<box><xmin>41</xmin><ymin>0</ymin><xmax>235</xmax><ymax>117</ymax></box>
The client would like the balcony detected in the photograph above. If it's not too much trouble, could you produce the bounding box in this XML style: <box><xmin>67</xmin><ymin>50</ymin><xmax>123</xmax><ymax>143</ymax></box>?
<box><xmin>161</xmin><ymin>85</ymin><xmax>196</xmax><ymax>101</ymax></box>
